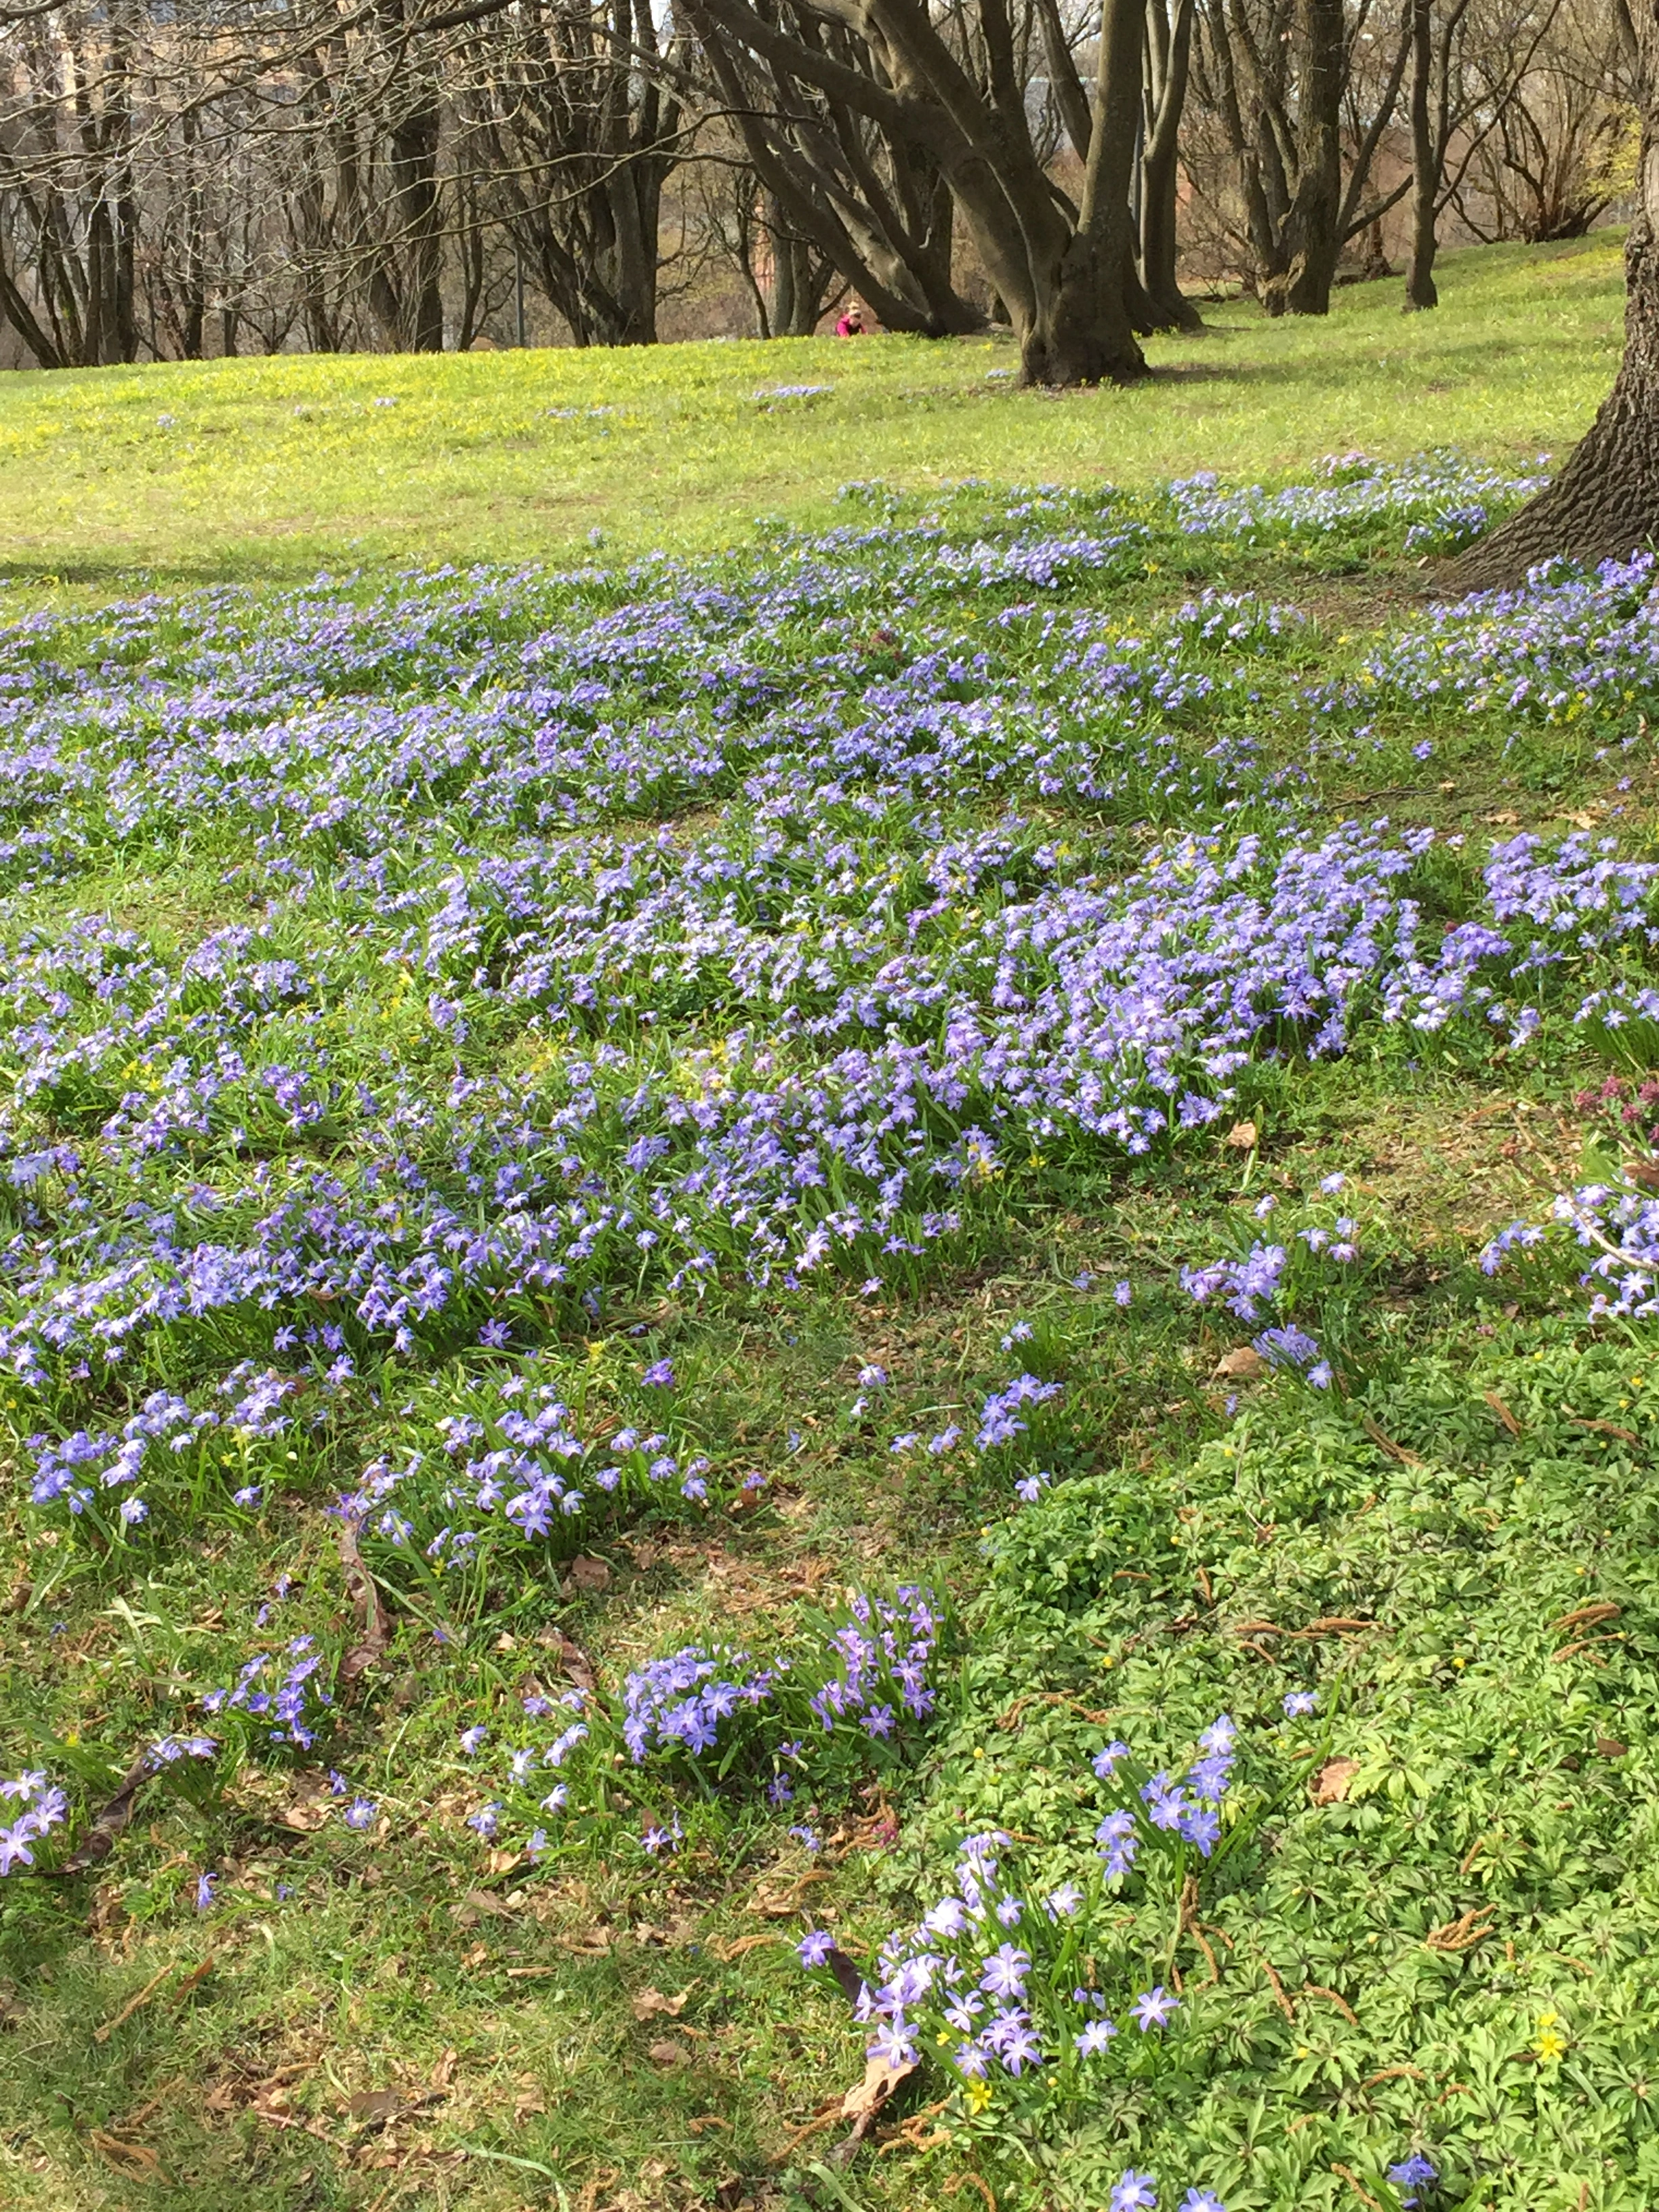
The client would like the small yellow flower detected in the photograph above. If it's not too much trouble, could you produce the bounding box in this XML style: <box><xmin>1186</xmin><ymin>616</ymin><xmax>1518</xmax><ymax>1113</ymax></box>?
<box><xmin>1534</xmin><ymin>2028</ymin><xmax>1567</xmax><ymax>2063</ymax></box>
<box><xmin>965</xmin><ymin>2078</ymin><xmax>993</xmax><ymax>2114</ymax></box>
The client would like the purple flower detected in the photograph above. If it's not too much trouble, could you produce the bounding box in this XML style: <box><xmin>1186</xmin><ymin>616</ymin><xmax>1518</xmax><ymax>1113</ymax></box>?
<box><xmin>979</xmin><ymin>1943</ymin><xmax>1031</xmax><ymax>1999</ymax></box>
<box><xmin>798</xmin><ymin>1929</ymin><xmax>836</xmax><ymax>1968</ymax></box>
<box><xmin>640</xmin><ymin>1358</ymin><xmax>676</xmax><ymax>1389</ymax></box>
<box><xmin>1093</xmin><ymin>1740</ymin><xmax>1131</xmax><ymax>1779</ymax></box>
<box><xmin>195</xmin><ymin>1870</ymin><xmax>217</xmax><ymax>1912</ymax></box>
<box><xmin>1388</xmin><ymin>2154</ymin><xmax>1437</xmax><ymax>2206</ymax></box>
<box><xmin>1075</xmin><ymin>2018</ymin><xmax>1118</xmax><ymax>2056</ymax></box>
<box><xmin>866</xmin><ymin>2019</ymin><xmax>916</xmax><ymax>2070</ymax></box>
<box><xmin>1284</xmin><ymin>1690</ymin><xmax>1318</xmax><ymax>1717</ymax></box>
<box><xmin>1130</xmin><ymin>1985</ymin><xmax>1179</xmax><ymax>2030</ymax></box>
<box><xmin>1109</xmin><ymin>2173</ymin><xmax>1158</xmax><ymax>2212</ymax></box>
<box><xmin>343</xmin><ymin>1796</ymin><xmax>376</xmax><ymax>1830</ymax></box>
<box><xmin>1179</xmin><ymin>2194</ymin><xmax>1228</xmax><ymax>2212</ymax></box>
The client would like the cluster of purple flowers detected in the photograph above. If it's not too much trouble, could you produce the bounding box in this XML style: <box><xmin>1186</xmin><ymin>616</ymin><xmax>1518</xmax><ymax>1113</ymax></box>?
<box><xmin>974</xmin><ymin>1370</ymin><xmax>1063</xmax><ymax>1451</ymax></box>
<box><xmin>1164</xmin><ymin>450</ymin><xmax>1548</xmax><ymax>547</ymax></box>
<box><xmin>1482</xmin><ymin>1181</ymin><xmax>1659</xmax><ymax>1319</ymax></box>
<box><xmin>806</xmin><ymin>1584</ymin><xmax>940</xmax><ymax>1738</ymax></box>
<box><xmin>201</xmin><ymin>1635</ymin><xmax>333</xmax><ymax>1750</ymax></box>
<box><xmin>807</xmin><ymin>1828</ymin><xmax>1187</xmax><ymax>2085</ymax></box>
<box><xmin>0</xmin><ymin>1768</ymin><xmax>68</xmax><ymax>1875</ymax></box>
<box><xmin>1094</xmin><ymin>1713</ymin><xmax>1239</xmax><ymax>1871</ymax></box>
<box><xmin>26</xmin><ymin>1370</ymin><xmax>296</xmax><ymax>1526</ymax></box>
<box><xmin>1356</xmin><ymin>546</ymin><xmax>1659</xmax><ymax>724</ymax></box>
<box><xmin>451</xmin><ymin>1686</ymin><xmax>592</xmax><ymax>1841</ymax></box>
<box><xmin>621</xmin><ymin>1646</ymin><xmax>781</xmax><ymax>1763</ymax></box>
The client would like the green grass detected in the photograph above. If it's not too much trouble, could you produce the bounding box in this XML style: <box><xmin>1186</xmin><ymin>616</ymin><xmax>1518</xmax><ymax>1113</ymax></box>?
<box><xmin>2</xmin><ymin>237</ymin><xmax>1658</xmax><ymax>2212</ymax></box>
<box><xmin>0</xmin><ymin>233</ymin><xmax>1622</xmax><ymax>591</ymax></box>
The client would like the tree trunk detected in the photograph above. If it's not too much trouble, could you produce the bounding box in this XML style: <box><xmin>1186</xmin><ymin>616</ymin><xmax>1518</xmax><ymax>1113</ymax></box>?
<box><xmin>1141</xmin><ymin>0</ymin><xmax>1202</xmax><ymax>330</ymax></box>
<box><xmin>1021</xmin><ymin>0</ymin><xmax>1149</xmax><ymax>380</ymax></box>
<box><xmin>1403</xmin><ymin>0</ymin><xmax>1438</xmax><ymax>309</ymax></box>
<box><xmin>1268</xmin><ymin>0</ymin><xmax>1343</xmax><ymax>314</ymax></box>
<box><xmin>1450</xmin><ymin>186</ymin><xmax>1659</xmax><ymax>585</ymax></box>
<box><xmin>1448</xmin><ymin>0</ymin><xmax>1659</xmax><ymax>586</ymax></box>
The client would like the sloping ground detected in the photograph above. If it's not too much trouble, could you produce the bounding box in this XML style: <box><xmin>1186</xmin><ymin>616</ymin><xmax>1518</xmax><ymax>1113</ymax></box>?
<box><xmin>1</xmin><ymin>443</ymin><xmax>1658</xmax><ymax>2212</ymax></box>
<box><xmin>0</xmin><ymin>232</ymin><xmax>1621</xmax><ymax>586</ymax></box>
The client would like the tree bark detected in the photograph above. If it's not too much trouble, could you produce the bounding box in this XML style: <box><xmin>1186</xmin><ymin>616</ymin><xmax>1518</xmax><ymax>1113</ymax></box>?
<box><xmin>1267</xmin><ymin>0</ymin><xmax>1343</xmax><ymax>314</ymax></box>
<box><xmin>1141</xmin><ymin>0</ymin><xmax>1202</xmax><ymax>329</ymax></box>
<box><xmin>1404</xmin><ymin>0</ymin><xmax>1438</xmax><ymax>308</ymax></box>
<box><xmin>1450</xmin><ymin>0</ymin><xmax>1659</xmax><ymax>585</ymax></box>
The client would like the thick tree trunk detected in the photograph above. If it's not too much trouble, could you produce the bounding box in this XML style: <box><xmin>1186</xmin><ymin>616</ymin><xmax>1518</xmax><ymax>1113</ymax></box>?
<box><xmin>1021</xmin><ymin>0</ymin><xmax>1149</xmax><ymax>381</ymax></box>
<box><xmin>1452</xmin><ymin>221</ymin><xmax>1659</xmax><ymax>585</ymax></box>
<box><xmin>1403</xmin><ymin>0</ymin><xmax>1438</xmax><ymax>310</ymax></box>
<box><xmin>1267</xmin><ymin>0</ymin><xmax>1343</xmax><ymax>314</ymax></box>
<box><xmin>1451</xmin><ymin>3</ymin><xmax>1659</xmax><ymax>585</ymax></box>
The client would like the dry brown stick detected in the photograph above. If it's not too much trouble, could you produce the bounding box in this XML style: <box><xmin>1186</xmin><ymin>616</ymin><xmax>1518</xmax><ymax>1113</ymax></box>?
<box><xmin>1261</xmin><ymin>1957</ymin><xmax>1296</xmax><ymax>2020</ymax></box>
<box><xmin>1304</xmin><ymin>1982</ymin><xmax>1359</xmax><ymax>2026</ymax></box>
<box><xmin>338</xmin><ymin>1517</ymin><xmax>390</xmax><ymax>1685</ymax></box>
<box><xmin>1332</xmin><ymin>2165</ymin><xmax>1387</xmax><ymax>2211</ymax></box>
<box><xmin>93</xmin><ymin>1963</ymin><xmax>175</xmax><ymax>2045</ymax></box>
<box><xmin>944</xmin><ymin>2174</ymin><xmax>998</xmax><ymax>2212</ymax></box>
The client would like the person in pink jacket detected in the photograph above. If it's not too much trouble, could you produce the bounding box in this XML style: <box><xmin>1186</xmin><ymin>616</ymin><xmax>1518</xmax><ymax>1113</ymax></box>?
<box><xmin>836</xmin><ymin>304</ymin><xmax>866</xmax><ymax>337</ymax></box>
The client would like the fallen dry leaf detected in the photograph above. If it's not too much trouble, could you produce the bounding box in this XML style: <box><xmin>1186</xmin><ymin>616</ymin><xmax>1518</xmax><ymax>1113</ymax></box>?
<box><xmin>348</xmin><ymin>2089</ymin><xmax>403</xmax><ymax>2125</ymax></box>
<box><xmin>54</xmin><ymin>1753</ymin><xmax>153</xmax><ymax>1876</ymax></box>
<box><xmin>1225</xmin><ymin>1120</ymin><xmax>1258</xmax><ymax>1151</ymax></box>
<box><xmin>455</xmin><ymin>1888</ymin><xmax>516</xmax><ymax>1921</ymax></box>
<box><xmin>838</xmin><ymin>2051</ymin><xmax>917</xmax><ymax>2142</ymax></box>
<box><xmin>337</xmin><ymin>1518</ymin><xmax>390</xmax><ymax>1687</ymax></box>
<box><xmin>1312</xmin><ymin>1758</ymin><xmax>1359</xmax><ymax>1805</ymax></box>
<box><xmin>714</xmin><ymin>1933</ymin><xmax>785</xmax><ymax>1962</ymax></box>
<box><xmin>1483</xmin><ymin>1389</ymin><xmax>1523</xmax><ymax>1437</ymax></box>
<box><xmin>1596</xmin><ymin>1736</ymin><xmax>1629</xmax><ymax>1759</ymax></box>
<box><xmin>1361</xmin><ymin>1415</ymin><xmax>1423</xmax><ymax>1467</ymax></box>
<box><xmin>560</xmin><ymin>1927</ymin><xmax>613</xmax><ymax>1955</ymax></box>
<box><xmin>276</xmin><ymin>1793</ymin><xmax>333</xmax><ymax>1834</ymax></box>
<box><xmin>1214</xmin><ymin>1345</ymin><xmax>1267</xmax><ymax>1380</ymax></box>
<box><xmin>566</xmin><ymin>1554</ymin><xmax>613</xmax><ymax>1594</ymax></box>
<box><xmin>534</xmin><ymin>1624</ymin><xmax>597</xmax><ymax>1692</ymax></box>
<box><xmin>648</xmin><ymin>2039</ymin><xmax>691</xmax><ymax>2068</ymax></box>
<box><xmin>630</xmin><ymin>1988</ymin><xmax>689</xmax><ymax>2022</ymax></box>
<box><xmin>87</xmin><ymin>2130</ymin><xmax>166</xmax><ymax>2182</ymax></box>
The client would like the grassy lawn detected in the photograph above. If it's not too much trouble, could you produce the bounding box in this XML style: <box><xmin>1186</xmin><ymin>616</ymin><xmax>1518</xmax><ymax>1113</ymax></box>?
<box><xmin>0</xmin><ymin>233</ymin><xmax>1622</xmax><ymax>590</ymax></box>
<box><xmin>3</xmin><ymin>237</ymin><xmax>1659</xmax><ymax>2212</ymax></box>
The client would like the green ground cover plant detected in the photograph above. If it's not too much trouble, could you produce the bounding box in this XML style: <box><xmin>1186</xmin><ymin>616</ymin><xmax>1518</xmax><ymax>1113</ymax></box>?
<box><xmin>1</xmin><ymin>241</ymin><xmax>1658</xmax><ymax>2212</ymax></box>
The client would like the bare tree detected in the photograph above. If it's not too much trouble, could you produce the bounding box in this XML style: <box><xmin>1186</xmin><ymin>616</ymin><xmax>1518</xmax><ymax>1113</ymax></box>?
<box><xmin>682</xmin><ymin>0</ymin><xmax>1154</xmax><ymax>382</ymax></box>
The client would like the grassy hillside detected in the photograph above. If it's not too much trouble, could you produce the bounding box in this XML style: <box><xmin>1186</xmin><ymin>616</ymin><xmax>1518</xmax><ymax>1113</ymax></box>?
<box><xmin>0</xmin><ymin>233</ymin><xmax>1623</xmax><ymax>589</ymax></box>
<box><xmin>1</xmin><ymin>241</ymin><xmax>1658</xmax><ymax>2212</ymax></box>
